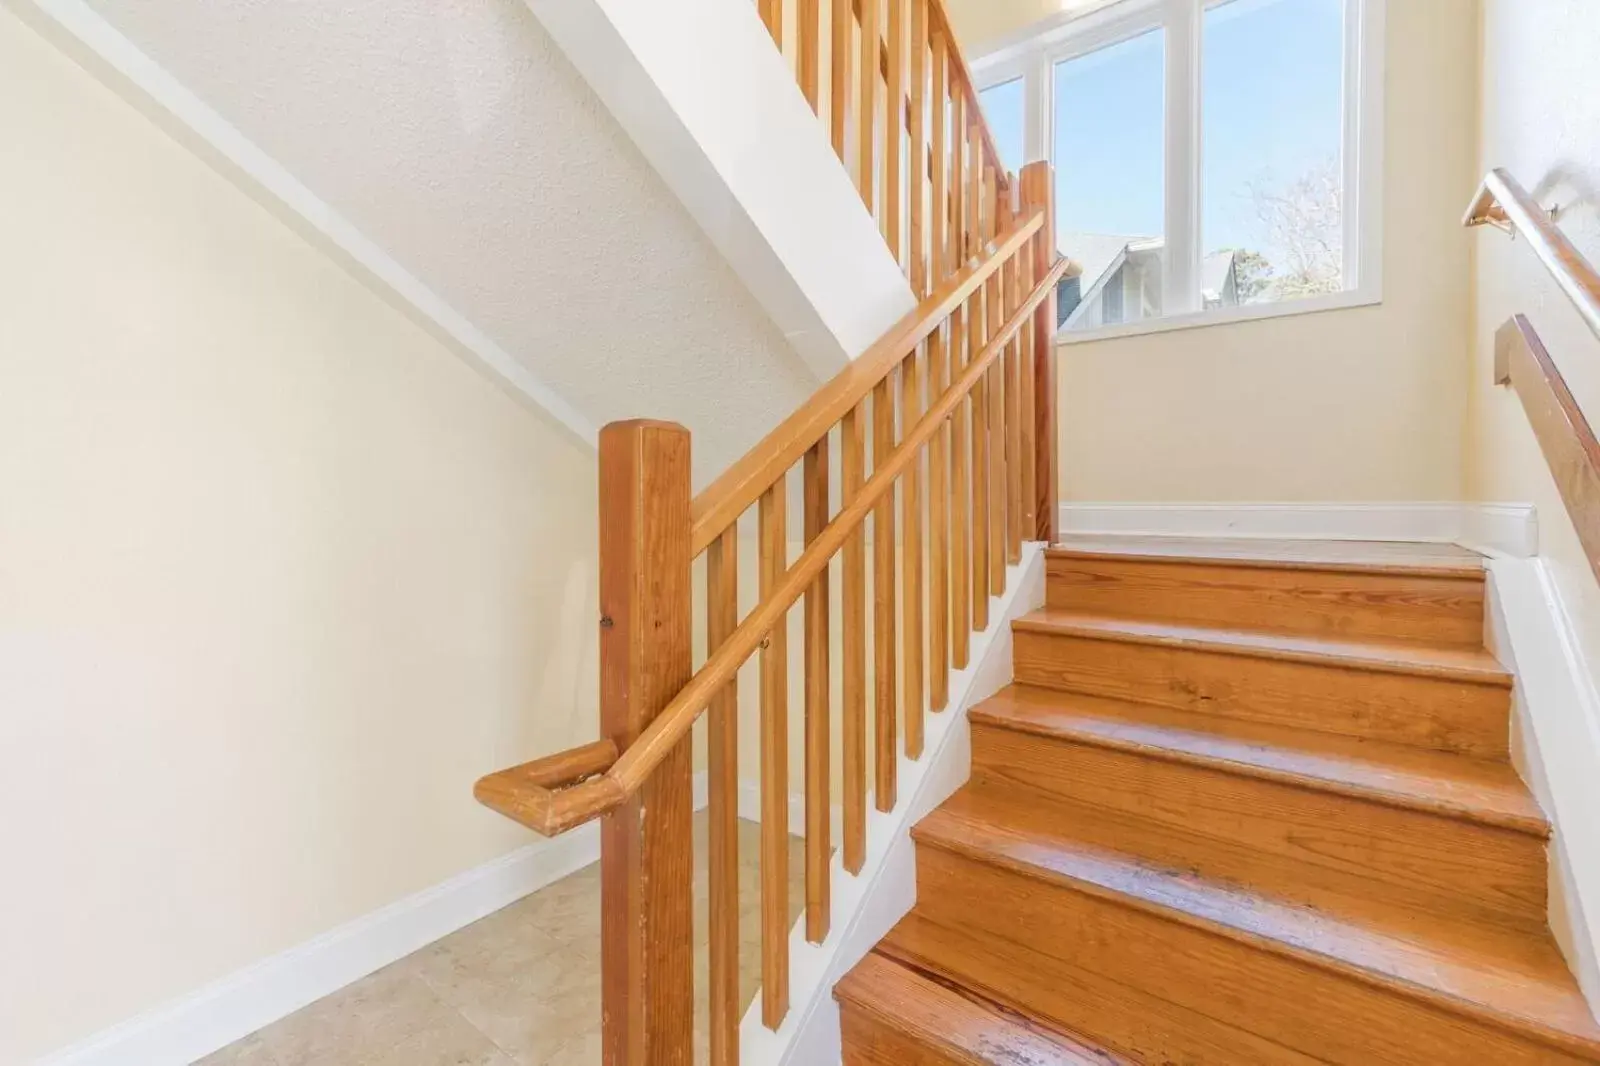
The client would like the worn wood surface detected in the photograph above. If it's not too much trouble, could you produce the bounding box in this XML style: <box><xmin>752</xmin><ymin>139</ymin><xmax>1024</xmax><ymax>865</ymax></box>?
<box><xmin>841</xmin><ymin>540</ymin><xmax>1600</xmax><ymax>1065</ymax></box>
<box><xmin>837</xmin><ymin>951</ymin><xmax>1127</xmax><ymax>1065</ymax></box>
<box><xmin>1011</xmin><ymin>612</ymin><xmax>1512</xmax><ymax>759</ymax></box>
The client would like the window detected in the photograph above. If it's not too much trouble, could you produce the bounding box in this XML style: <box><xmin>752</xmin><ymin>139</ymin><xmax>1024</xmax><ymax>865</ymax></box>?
<box><xmin>1054</xmin><ymin>29</ymin><xmax>1165</xmax><ymax>327</ymax></box>
<box><xmin>970</xmin><ymin>0</ymin><xmax>1381</xmax><ymax>336</ymax></box>
<box><xmin>977</xmin><ymin>77</ymin><xmax>1026</xmax><ymax>175</ymax></box>
<box><xmin>1203</xmin><ymin>0</ymin><xmax>1346</xmax><ymax>305</ymax></box>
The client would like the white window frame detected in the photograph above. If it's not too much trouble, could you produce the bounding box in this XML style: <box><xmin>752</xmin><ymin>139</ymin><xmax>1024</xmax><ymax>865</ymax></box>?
<box><xmin>972</xmin><ymin>0</ymin><xmax>1386</xmax><ymax>344</ymax></box>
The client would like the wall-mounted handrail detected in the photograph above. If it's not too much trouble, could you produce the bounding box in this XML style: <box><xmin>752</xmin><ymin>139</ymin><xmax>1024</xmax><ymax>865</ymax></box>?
<box><xmin>1465</xmin><ymin>168</ymin><xmax>1600</xmax><ymax>342</ymax></box>
<box><xmin>474</xmin><ymin>223</ymin><xmax>1067</xmax><ymax>836</ymax></box>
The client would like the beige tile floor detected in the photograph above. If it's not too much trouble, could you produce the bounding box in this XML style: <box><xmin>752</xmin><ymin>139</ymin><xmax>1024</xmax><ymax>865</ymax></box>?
<box><xmin>200</xmin><ymin>816</ymin><xmax>805</xmax><ymax>1065</ymax></box>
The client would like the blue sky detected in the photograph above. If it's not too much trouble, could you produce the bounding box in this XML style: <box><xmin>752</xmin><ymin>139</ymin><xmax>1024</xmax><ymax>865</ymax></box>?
<box><xmin>981</xmin><ymin>0</ymin><xmax>1344</xmax><ymax>259</ymax></box>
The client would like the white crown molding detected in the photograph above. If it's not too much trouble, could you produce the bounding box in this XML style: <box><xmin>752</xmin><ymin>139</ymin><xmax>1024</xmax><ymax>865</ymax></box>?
<box><xmin>1059</xmin><ymin>501</ymin><xmax>1538</xmax><ymax>558</ymax></box>
<box><xmin>5</xmin><ymin>0</ymin><xmax>598</xmax><ymax>449</ymax></box>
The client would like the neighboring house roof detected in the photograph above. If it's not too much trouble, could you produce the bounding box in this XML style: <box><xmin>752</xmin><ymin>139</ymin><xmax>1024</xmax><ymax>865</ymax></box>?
<box><xmin>1201</xmin><ymin>249</ymin><xmax>1239</xmax><ymax>304</ymax></box>
<box><xmin>1057</xmin><ymin>231</ymin><xmax>1146</xmax><ymax>328</ymax></box>
<box><xmin>1057</xmin><ymin>232</ymin><xmax>1243</xmax><ymax>327</ymax></box>
<box><xmin>1060</xmin><ymin>231</ymin><xmax>1149</xmax><ymax>299</ymax></box>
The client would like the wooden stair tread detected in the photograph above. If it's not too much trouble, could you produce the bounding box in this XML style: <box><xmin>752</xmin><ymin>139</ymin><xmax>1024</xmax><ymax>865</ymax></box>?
<box><xmin>1015</xmin><ymin>609</ymin><xmax>1513</xmax><ymax>685</ymax></box>
<box><xmin>1049</xmin><ymin>536</ymin><xmax>1488</xmax><ymax>578</ymax></box>
<box><xmin>970</xmin><ymin>685</ymin><xmax>1546</xmax><ymax>835</ymax></box>
<box><xmin>913</xmin><ymin>798</ymin><xmax>1600</xmax><ymax>1058</ymax></box>
<box><xmin>837</xmin><ymin>951</ymin><xmax>1129</xmax><ymax>1065</ymax></box>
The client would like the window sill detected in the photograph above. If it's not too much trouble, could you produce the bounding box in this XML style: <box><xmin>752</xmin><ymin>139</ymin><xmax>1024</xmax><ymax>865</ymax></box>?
<box><xmin>1056</xmin><ymin>287</ymin><xmax>1382</xmax><ymax>346</ymax></box>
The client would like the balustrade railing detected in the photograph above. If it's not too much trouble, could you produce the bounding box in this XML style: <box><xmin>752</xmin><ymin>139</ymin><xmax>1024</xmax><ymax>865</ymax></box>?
<box><xmin>474</xmin><ymin>6</ymin><xmax>1066</xmax><ymax>1062</ymax></box>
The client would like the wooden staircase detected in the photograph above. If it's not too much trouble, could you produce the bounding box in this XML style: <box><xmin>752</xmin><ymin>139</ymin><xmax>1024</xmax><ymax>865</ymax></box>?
<box><xmin>837</xmin><ymin>539</ymin><xmax>1600</xmax><ymax>1065</ymax></box>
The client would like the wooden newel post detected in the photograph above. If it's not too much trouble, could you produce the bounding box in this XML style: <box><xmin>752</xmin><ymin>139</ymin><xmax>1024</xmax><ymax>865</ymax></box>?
<box><xmin>1020</xmin><ymin>160</ymin><xmax>1059</xmax><ymax>545</ymax></box>
<box><xmin>598</xmin><ymin>420</ymin><xmax>694</xmax><ymax>1066</ymax></box>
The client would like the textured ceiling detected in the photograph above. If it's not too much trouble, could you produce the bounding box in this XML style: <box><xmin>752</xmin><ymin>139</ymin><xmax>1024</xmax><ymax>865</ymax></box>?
<box><xmin>84</xmin><ymin>0</ymin><xmax>821</xmax><ymax>485</ymax></box>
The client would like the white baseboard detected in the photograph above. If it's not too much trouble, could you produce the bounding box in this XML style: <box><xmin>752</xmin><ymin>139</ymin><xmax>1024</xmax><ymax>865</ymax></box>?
<box><xmin>740</xmin><ymin>543</ymin><xmax>1049</xmax><ymax>1066</ymax></box>
<box><xmin>1484</xmin><ymin>558</ymin><xmax>1600</xmax><ymax>1018</ymax></box>
<box><xmin>35</xmin><ymin>826</ymin><xmax>602</xmax><ymax>1066</ymax></box>
<box><xmin>1058</xmin><ymin>501</ymin><xmax>1538</xmax><ymax>557</ymax></box>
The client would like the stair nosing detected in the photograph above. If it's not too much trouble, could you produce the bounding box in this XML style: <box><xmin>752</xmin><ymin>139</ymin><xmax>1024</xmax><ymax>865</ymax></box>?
<box><xmin>915</xmin><ymin>812</ymin><xmax>1600</xmax><ymax>1060</ymax></box>
<box><xmin>1045</xmin><ymin>545</ymin><xmax>1488</xmax><ymax>581</ymax></box>
<box><xmin>1013</xmin><ymin>612</ymin><xmax>1514</xmax><ymax>687</ymax></box>
<box><xmin>837</xmin><ymin>951</ymin><xmax>1128</xmax><ymax>1065</ymax></box>
<box><xmin>969</xmin><ymin>692</ymin><xmax>1548</xmax><ymax>838</ymax></box>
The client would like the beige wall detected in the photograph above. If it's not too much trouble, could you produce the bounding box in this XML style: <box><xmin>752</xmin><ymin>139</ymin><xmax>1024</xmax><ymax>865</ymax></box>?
<box><xmin>1467</xmin><ymin>0</ymin><xmax>1600</xmax><ymax>683</ymax></box>
<box><xmin>1052</xmin><ymin>0</ymin><xmax>1478</xmax><ymax>503</ymax></box>
<box><xmin>0</xmin><ymin>10</ymin><xmax>599</xmax><ymax>1062</ymax></box>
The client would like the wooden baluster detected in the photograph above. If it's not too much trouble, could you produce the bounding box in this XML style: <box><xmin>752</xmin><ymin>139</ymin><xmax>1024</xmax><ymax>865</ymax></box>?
<box><xmin>909</xmin><ymin>0</ymin><xmax>927</xmax><ymax>295</ymax></box>
<box><xmin>761</xmin><ymin>0</ymin><xmax>783</xmax><ymax>48</ymax></box>
<box><xmin>969</xmin><ymin>123</ymin><xmax>990</xmax><ymax>632</ymax></box>
<box><xmin>948</xmin><ymin>92</ymin><xmax>971</xmax><ymax>669</ymax></box>
<box><xmin>802</xmin><ymin>440</ymin><xmax>831</xmax><ymax>943</ymax></box>
<box><xmin>986</xmin><ymin>164</ymin><xmax>1006</xmax><ymax>595</ymax></box>
<box><xmin>799</xmin><ymin>0</ymin><xmax>820</xmax><ymax>112</ymax></box>
<box><xmin>705</xmin><ymin>527</ymin><xmax>739</xmax><ymax>1066</ymax></box>
<box><xmin>872</xmin><ymin>374</ymin><xmax>898</xmax><ymax>810</ymax></box>
<box><xmin>831</xmin><ymin>0</ymin><xmax>851</xmax><ymax>163</ymax></box>
<box><xmin>884</xmin><ymin>0</ymin><xmax>904</xmax><ymax>264</ymax></box>
<box><xmin>1020</xmin><ymin>160</ymin><xmax>1059</xmax><ymax>543</ymax></box>
<box><xmin>1018</xmin><ymin>223</ymin><xmax>1037</xmax><ymax>539</ymax></box>
<box><xmin>1004</xmin><ymin>182</ymin><xmax>1024</xmax><ymax>566</ymax></box>
<box><xmin>598</xmin><ymin>420</ymin><xmax>694</xmax><ymax>1066</ymax></box>
<box><xmin>758</xmin><ymin>481</ymin><xmax>789</xmax><ymax>1029</ymax></box>
<box><xmin>840</xmin><ymin>405</ymin><xmax>867</xmax><ymax>873</ymax></box>
<box><xmin>857</xmin><ymin>0</ymin><xmax>879</xmax><ymax>217</ymax></box>
<box><xmin>927</xmin><ymin>31</ymin><xmax>950</xmax><ymax>711</ymax></box>
<box><xmin>901</xmin><ymin>345</ymin><xmax>925</xmax><ymax>758</ymax></box>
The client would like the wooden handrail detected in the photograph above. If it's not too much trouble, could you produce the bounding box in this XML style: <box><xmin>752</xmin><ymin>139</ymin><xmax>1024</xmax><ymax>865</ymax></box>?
<box><xmin>479</xmin><ymin>4</ymin><xmax>1062</xmax><ymax>1049</ymax></box>
<box><xmin>1466</xmin><ymin>168</ymin><xmax>1600</xmax><ymax>342</ymax></box>
<box><xmin>690</xmin><ymin>211</ymin><xmax>1045</xmax><ymax>555</ymax></box>
<box><xmin>1494</xmin><ymin>316</ymin><xmax>1600</xmax><ymax>585</ymax></box>
<box><xmin>476</xmin><ymin>244</ymin><xmax>1069</xmax><ymax>838</ymax></box>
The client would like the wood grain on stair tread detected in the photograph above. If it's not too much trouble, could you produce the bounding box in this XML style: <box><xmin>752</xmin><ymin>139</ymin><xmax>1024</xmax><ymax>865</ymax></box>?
<box><xmin>1015</xmin><ymin>611</ymin><xmax>1512</xmax><ymax>683</ymax></box>
<box><xmin>1012</xmin><ymin>624</ymin><xmax>1512</xmax><ymax>759</ymax></box>
<box><xmin>836</xmin><ymin>951</ymin><xmax>1127</xmax><ymax>1065</ymax></box>
<box><xmin>1045</xmin><ymin>551</ymin><xmax>1486</xmax><ymax>647</ymax></box>
<box><xmin>879</xmin><ymin>911</ymin><xmax>1337</xmax><ymax>1066</ymax></box>
<box><xmin>971</xmin><ymin>686</ymin><xmax>1545</xmax><ymax>834</ymax></box>
<box><xmin>947</xmin><ymin>775</ymin><xmax>1550</xmax><ymax>960</ymax></box>
<box><xmin>1050</xmin><ymin>535</ymin><xmax>1487</xmax><ymax>575</ymax></box>
<box><xmin>965</xmin><ymin>711</ymin><xmax>1551</xmax><ymax>932</ymax></box>
<box><xmin>912</xmin><ymin>806</ymin><xmax>1600</xmax><ymax>1061</ymax></box>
